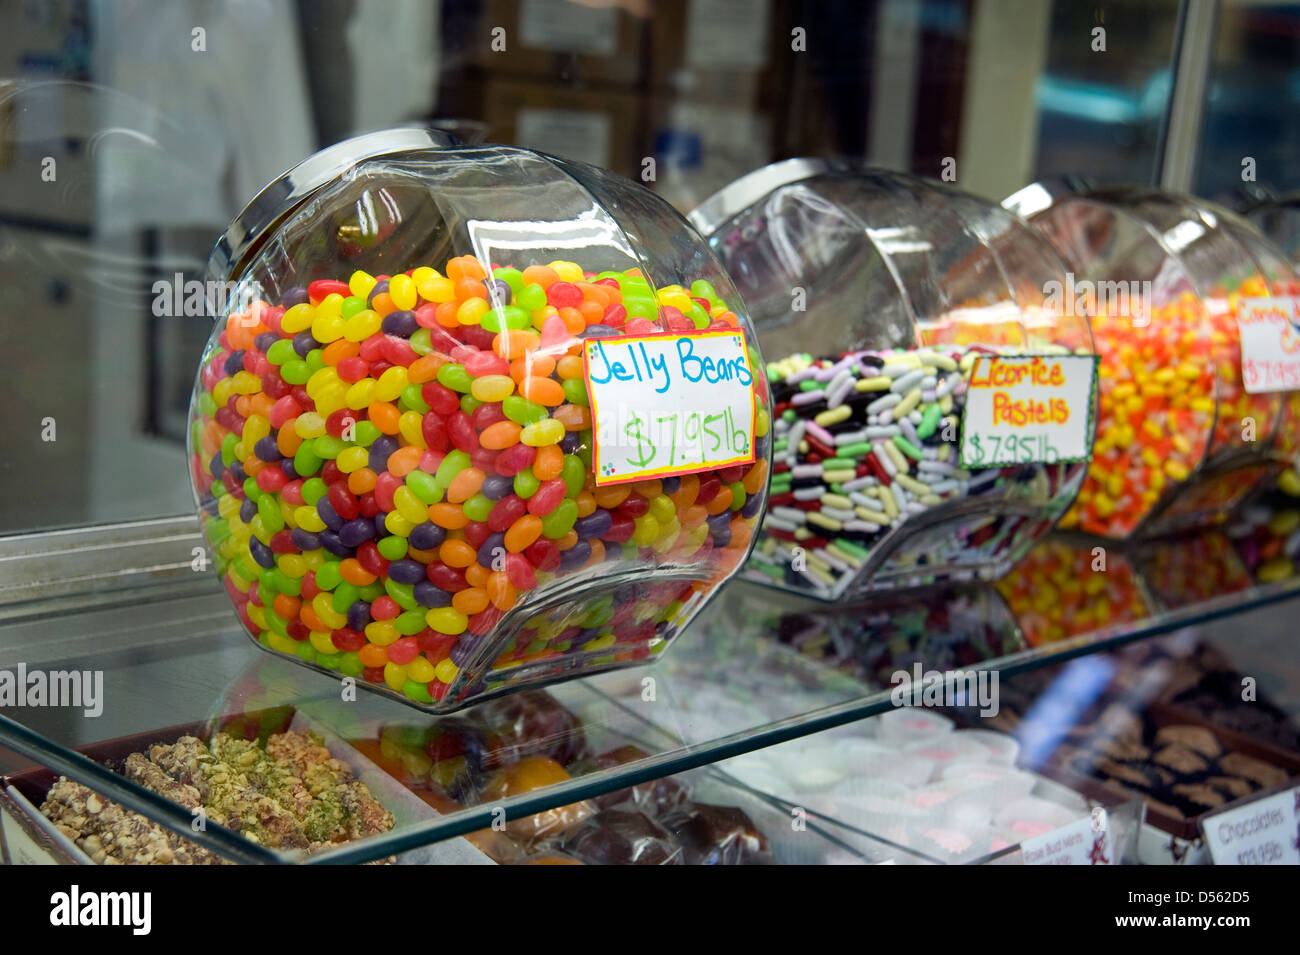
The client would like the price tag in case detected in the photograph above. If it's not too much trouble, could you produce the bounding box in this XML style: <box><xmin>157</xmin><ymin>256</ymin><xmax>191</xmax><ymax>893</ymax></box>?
<box><xmin>1238</xmin><ymin>297</ymin><xmax>1300</xmax><ymax>394</ymax></box>
<box><xmin>584</xmin><ymin>330</ymin><xmax>757</xmax><ymax>486</ymax></box>
<box><xmin>959</xmin><ymin>354</ymin><xmax>1098</xmax><ymax>469</ymax></box>
<box><xmin>1019</xmin><ymin>807</ymin><xmax>1113</xmax><ymax>865</ymax></box>
<box><xmin>1202</xmin><ymin>785</ymin><xmax>1300</xmax><ymax>865</ymax></box>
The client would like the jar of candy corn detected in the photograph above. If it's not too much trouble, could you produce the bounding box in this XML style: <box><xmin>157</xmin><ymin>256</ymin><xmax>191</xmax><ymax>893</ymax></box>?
<box><xmin>189</xmin><ymin>129</ymin><xmax>771</xmax><ymax>712</ymax></box>
<box><xmin>1014</xmin><ymin>184</ymin><xmax>1300</xmax><ymax>538</ymax></box>
<box><xmin>688</xmin><ymin>160</ymin><xmax>1096</xmax><ymax>599</ymax></box>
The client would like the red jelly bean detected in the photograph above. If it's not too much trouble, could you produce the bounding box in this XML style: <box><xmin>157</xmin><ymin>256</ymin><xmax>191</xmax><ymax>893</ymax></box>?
<box><xmin>427</xmin><ymin>563</ymin><xmax>467</xmax><ymax>592</ymax></box>
<box><xmin>280</xmin><ymin>479</ymin><xmax>305</xmax><ymax>506</ymax></box>
<box><xmin>290</xmin><ymin>385</ymin><xmax>313</xmax><ymax>410</ymax></box>
<box><xmin>422</xmin><ymin>381</ymin><xmax>461</xmax><ymax>415</ymax></box>
<box><xmin>382</xmin><ymin>336</ymin><xmax>418</xmax><ymax>366</ymax></box>
<box><xmin>601</xmin><ymin>303</ymin><xmax>627</xmax><ymax>327</ymax></box>
<box><xmin>359</xmin><ymin>336</ymin><xmax>387</xmax><ymax>361</ymax></box>
<box><xmin>328</xmin><ymin>482</ymin><xmax>359</xmax><ymax>520</ymax></box>
<box><xmin>467</xmin><ymin>607</ymin><xmax>503</xmax><ymax>634</ymax></box>
<box><xmin>547</xmin><ymin>281</ymin><xmax>582</xmax><ymax>308</ymax></box>
<box><xmin>357</xmin><ymin>540</ymin><xmax>389</xmax><ymax>577</ymax></box>
<box><xmin>625</xmin><ymin>317</ymin><xmax>660</xmax><ymax>335</ymax></box>
<box><xmin>470</xmin><ymin>446</ymin><xmax>499</xmax><ymax>472</ymax></box>
<box><xmin>421</xmin><ymin>412</ymin><xmax>449</xmax><ymax>452</ymax></box>
<box><xmin>373</xmin><ymin>472</ymin><xmax>400</xmax><ymax>512</ymax></box>
<box><xmin>331</xmin><ymin>628</ymin><xmax>366</xmax><ymax>651</ymax></box>
<box><xmin>696</xmin><ymin>476</ymin><xmax>721</xmax><ymax>505</ymax></box>
<box><xmin>337</xmin><ymin>356</ymin><xmax>370</xmax><ymax>382</ymax></box>
<box><xmin>604</xmin><ymin>515</ymin><xmax>636</xmax><ymax>543</ymax></box>
<box><xmin>362</xmin><ymin>666</ymin><xmax>385</xmax><ymax>684</ymax></box>
<box><xmin>488</xmin><ymin>495</ymin><xmax>527</xmax><ymax>532</ymax></box>
<box><xmin>464</xmin><ymin>351</ymin><xmax>509</xmax><ymax>377</ymax></box>
<box><xmin>462</xmin><ymin>326</ymin><xmax>496</xmax><ymax>350</ymax></box>
<box><xmin>527</xmin><ymin>478</ymin><xmax>567</xmax><ymax>516</ymax></box>
<box><xmin>524</xmin><ymin>538</ymin><xmax>561</xmax><ymax>573</ymax></box>
<box><xmin>369</xmin><ymin>360</ymin><xmax>393</xmax><ymax>378</ymax></box>
<box><xmin>358</xmin><ymin>492</ymin><xmax>379</xmax><ymax>518</ymax></box>
<box><xmin>244</xmin><ymin>351</ymin><xmax>271</xmax><ymax>377</ymax></box>
<box><xmin>717</xmin><ymin>465</ymin><xmax>747</xmax><ymax>483</ymax></box>
<box><xmin>450</xmin><ymin>345</ymin><xmax>479</xmax><ymax>363</ymax></box>
<box><xmin>662</xmin><ymin>307</ymin><xmax>694</xmax><ymax>332</ymax></box>
<box><xmin>417</xmin><ymin>630</ymin><xmax>458</xmax><ymax>658</ymax></box>
<box><xmin>494</xmin><ymin>443</ymin><xmax>535</xmax><ymax>476</ymax></box>
<box><xmin>269</xmin><ymin>530</ymin><xmax>297</xmax><ymax>554</ymax></box>
<box><xmin>448</xmin><ymin>411</ymin><xmax>478</xmax><ymax>453</ymax></box>
<box><xmin>321</xmin><ymin>460</ymin><xmax>343</xmax><ymax>485</ymax></box>
<box><xmin>504</xmin><ymin>553</ymin><xmax>537</xmax><ymax>590</ymax></box>
<box><xmin>463</xmin><ymin>521</ymin><xmax>491</xmax><ymax>549</ymax></box>
<box><xmin>301</xmin><ymin>571</ymin><xmax>320</xmax><ymax>600</ymax></box>
<box><xmin>286</xmin><ymin>619</ymin><xmax>309</xmax><ymax>641</ymax></box>
<box><xmin>370</xmin><ymin>596</ymin><xmax>400</xmax><ymax>620</ymax></box>
<box><xmin>256</xmin><ymin>467</ymin><xmax>289</xmax><ymax>493</ymax></box>
<box><xmin>269</xmin><ymin>395</ymin><xmax>301</xmax><ymax>429</ymax></box>
<box><xmin>617</xmin><ymin>495</ymin><xmax>649</xmax><ymax>519</ymax></box>
<box><xmin>414</xmin><ymin>304</ymin><xmax>439</xmax><ymax>328</ymax></box>
<box><xmin>262</xmin><ymin>373</ymin><xmax>291</xmax><ymax>400</ymax></box>
<box><xmin>471</xmin><ymin>402</ymin><xmax>506</xmax><ymax>430</ymax></box>
<box><xmin>308</xmin><ymin>279</ymin><xmax>350</xmax><ymax>302</ymax></box>
<box><xmin>386</xmin><ymin>637</ymin><xmax>419</xmax><ymax>665</ymax></box>
<box><xmin>419</xmin><ymin>449</ymin><xmax>444</xmax><ymax>474</ymax></box>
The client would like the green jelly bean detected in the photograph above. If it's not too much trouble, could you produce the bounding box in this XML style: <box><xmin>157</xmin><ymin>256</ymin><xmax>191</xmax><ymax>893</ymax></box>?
<box><xmin>436</xmin><ymin>449</ymin><xmax>471</xmax><ymax>486</ymax></box>
<box><xmin>340</xmin><ymin>296</ymin><xmax>366</xmax><ymax>319</ymax></box>
<box><xmin>232</xmin><ymin>556</ymin><xmax>259</xmax><ymax>582</ymax></box>
<box><xmin>502</xmin><ymin>305</ymin><xmax>533</xmax><ymax>330</ymax></box>
<box><xmin>294</xmin><ymin>444</ymin><xmax>323</xmax><ymax>477</ymax></box>
<box><xmin>437</xmin><ymin>363</ymin><xmax>473</xmax><ymax>393</ymax></box>
<box><xmin>493</xmin><ymin>267</ymin><xmax>524</xmax><ymax>293</ymax></box>
<box><xmin>352</xmin><ymin>421</ymin><xmax>381</xmax><ymax>447</ymax></box>
<box><xmin>918</xmin><ymin>403</ymin><xmax>942</xmax><ymax>439</ymax></box>
<box><xmin>479</xmin><ymin>308</ymin><xmax>504</xmax><ymax>334</ymax></box>
<box><xmin>405</xmin><ymin>470</ymin><xmax>441</xmax><ymax>505</ymax></box>
<box><xmin>377</xmin><ymin>535</ymin><xmax>408</xmax><ymax>561</ymax></box>
<box><xmin>339</xmin><ymin>652</ymin><xmax>364</xmax><ymax>677</ymax></box>
<box><xmin>258</xmin><ymin>568</ymin><xmax>279</xmax><ymax>597</ymax></box>
<box><xmin>296</xmin><ymin>642</ymin><xmax>317</xmax><ymax>663</ymax></box>
<box><xmin>523</xmin><ymin>638</ymin><xmax>548</xmax><ymax>655</ymax></box>
<box><xmin>690</xmin><ymin>279</ymin><xmax>719</xmax><ymax>303</ymax></box>
<box><xmin>688</xmin><ymin>304</ymin><xmax>710</xmax><ymax>328</ymax></box>
<box><xmin>314</xmin><ymin>560</ymin><xmax>343</xmax><ymax>591</ymax></box>
<box><xmin>625</xmin><ymin>297</ymin><xmax>656</xmax><ymax>319</ymax></box>
<box><xmin>316</xmin><ymin>652</ymin><xmax>343</xmax><ymax>671</ymax></box>
<box><xmin>562</xmin><ymin>377</ymin><xmax>589</xmax><ymax>406</ymax></box>
<box><xmin>893</xmin><ymin>434</ymin><xmax>924</xmax><ymax>460</ymax></box>
<box><xmin>243</xmin><ymin>477</ymin><xmax>262</xmax><ymax>501</ymax></box>
<box><xmin>403</xmin><ymin>680</ymin><xmax>433</xmax><ymax>703</ymax></box>
<box><xmin>782</xmin><ymin>409</ymin><xmax>797</xmax><ymax>422</ymax></box>
<box><xmin>271</xmin><ymin>568</ymin><xmax>300</xmax><ymax>596</ymax></box>
<box><xmin>541</xmin><ymin>498</ymin><xmax>579</xmax><ymax>538</ymax></box>
<box><xmin>221</xmin><ymin>432</ymin><xmax>238</xmax><ymax>467</ymax></box>
<box><xmin>258</xmin><ymin>633</ymin><xmax>273</xmax><ymax>650</ymax></box>
<box><xmin>577</xmin><ymin>440</ymin><xmax>593</xmax><ymax>469</ymax></box>
<box><xmin>385</xmin><ymin>578</ymin><xmax>420</xmax><ymax>612</ymax></box>
<box><xmin>305</xmin><ymin>349</ymin><xmax>326</xmax><ymax>373</ymax></box>
<box><xmin>198</xmin><ymin>393</ymin><xmax>218</xmax><ymax>418</ymax></box>
<box><xmin>561</xmin><ymin>455</ymin><xmax>586</xmax><ymax>497</ymax></box>
<box><xmin>503</xmin><ymin>395</ymin><xmax>547</xmax><ymax>425</ymax></box>
<box><xmin>266</xmin><ymin>339</ymin><xmax>297</xmax><ymax>365</ymax></box>
<box><xmin>728</xmin><ymin>482</ymin><xmax>746</xmax><ymax>510</ymax></box>
<box><xmin>515</xmin><ymin>283</ymin><xmax>546</xmax><ymax>310</ymax></box>
<box><xmin>263</xmin><ymin>606</ymin><xmax>288</xmax><ymax>636</ymax></box>
<box><xmin>332</xmin><ymin>581</ymin><xmax>360</xmax><ymax>615</ymax></box>
<box><xmin>409</xmin><ymin>327</ymin><xmax>433</xmax><ymax>355</ymax></box>
<box><xmin>312</xmin><ymin>435</ymin><xmax>347</xmax><ymax>459</ymax></box>
<box><xmin>395</xmin><ymin>610</ymin><xmax>427</xmax><ymax>635</ymax></box>
<box><xmin>460</xmin><ymin>394</ymin><xmax>482</xmax><ymax>414</ymax></box>
<box><xmin>358</xmin><ymin>581</ymin><xmax>385</xmax><ymax>602</ymax></box>
<box><xmin>280</xmin><ymin>360</ymin><xmax>311</xmax><ymax>385</ymax></box>
<box><xmin>301</xmin><ymin>477</ymin><xmax>327</xmax><ymax>505</ymax></box>
<box><xmin>582</xmin><ymin>596</ymin><xmax>615</xmax><ymax>627</ymax></box>
<box><xmin>400</xmin><ymin>383</ymin><xmax>430</xmax><ymax>414</ymax></box>
<box><xmin>514</xmin><ymin>469</ymin><xmax>540</xmax><ymax>499</ymax></box>
<box><xmin>462</xmin><ymin>493</ymin><xmax>494</xmax><ymax>523</ymax></box>
<box><xmin>206</xmin><ymin>517</ymin><xmax>230</xmax><ymax>546</ymax></box>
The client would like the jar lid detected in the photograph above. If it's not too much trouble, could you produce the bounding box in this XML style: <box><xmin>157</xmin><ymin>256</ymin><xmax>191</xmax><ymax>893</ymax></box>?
<box><xmin>207</xmin><ymin>126</ymin><xmax>457</xmax><ymax>282</ymax></box>
<box><xmin>687</xmin><ymin>157</ymin><xmax>842</xmax><ymax>236</ymax></box>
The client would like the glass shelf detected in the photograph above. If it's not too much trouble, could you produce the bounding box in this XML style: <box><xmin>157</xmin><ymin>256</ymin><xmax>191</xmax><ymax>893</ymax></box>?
<box><xmin>3</xmin><ymin>496</ymin><xmax>1300</xmax><ymax>863</ymax></box>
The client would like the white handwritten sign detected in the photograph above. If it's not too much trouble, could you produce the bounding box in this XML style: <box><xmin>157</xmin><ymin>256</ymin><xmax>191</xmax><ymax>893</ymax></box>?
<box><xmin>584</xmin><ymin>330</ymin><xmax>757</xmax><ymax>486</ymax></box>
<box><xmin>1019</xmin><ymin>811</ymin><xmax>1112</xmax><ymax>865</ymax></box>
<box><xmin>1202</xmin><ymin>785</ymin><xmax>1300</xmax><ymax>865</ymax></box>
<box><xmin>1238</xmin><ymin>297</ymin><xmax>1300</xmax><ymax>394</ymax></box>
<box><xmin>960</xmin><ymin>354</ymin><xmax>1097</xmax><ymax>468</ymax></box>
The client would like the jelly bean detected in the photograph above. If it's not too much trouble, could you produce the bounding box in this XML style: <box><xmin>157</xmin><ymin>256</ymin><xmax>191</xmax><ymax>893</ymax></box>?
<box><xmin>505</xmin><ymin>514</ymin><xmax>544</xmax><ymax>552</ymax></box>
<box><xmin>502</xmin><ymin>395</ymin><xmax>548</xmax><ymax>426</ymax></box>
<box><xmin>521</xmin><ymin>418</ymin><xmax>565</xmax><ymax>447</ymax></box>
<box><xmin>527</xmin><ymin>477</ymin><xmax>567</xmax><ymax>516</ymax></box>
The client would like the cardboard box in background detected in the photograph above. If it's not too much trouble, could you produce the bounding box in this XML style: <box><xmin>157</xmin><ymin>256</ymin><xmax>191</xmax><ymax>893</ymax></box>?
<box><xmin>647</xmin><ymin>0</ymin><xmax>781</xmax><ymax>104</ymax></box>
<box><xmin>642</xmin><ymin>96</ymin><xmax>773</xmax><ymax>213</ymax></box>
<box><xmin>471</xmin><ymin>0</ymin><xmax>648</xmax><ymax>86</ymax></box>
<box><xmin>479</xmin><ymin>78</ymin><xmax>644</xmax><ymax>177</ymax></box>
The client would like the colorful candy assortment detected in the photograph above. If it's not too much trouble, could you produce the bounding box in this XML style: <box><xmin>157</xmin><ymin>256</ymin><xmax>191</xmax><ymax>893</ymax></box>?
<box><xmin>744</xmin><ymin>343</ymin><xmax>1072</xmax><ymax>597</ymax></box>
<box><xmin>189</xmin><ymin>258</ymin><xmax>769</xmax><ymax>710</ymax></box>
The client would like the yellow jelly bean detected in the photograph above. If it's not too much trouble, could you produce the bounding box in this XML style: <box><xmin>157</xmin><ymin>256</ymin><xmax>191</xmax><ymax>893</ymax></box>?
<box><xmin>281</xmin><ymin>302</ymin><xmax>316</xmax><ymax>333</ymax></box>
<box><xmin>393</xmin><ymin>486</ymin><xmax>428</xmax><ymax>525</ymax></box>
<box><xmin>311</xmin><ymin>311</ymin><xmax>346</xmax><ymax>343</ymax></box>
<box><xmin>306</xmin><ymin>367</ymin><xmax>340</xmax><ymax>399</ymax></box>
<box><xmin>349</xmin><ymin>270</ymin><xmax>377</xmax><ymax>299</ymax></box>
<box><xmin>548</xmin><ymin>260</ymin><xmax>584</xmax><ymax>282</ymax></box>
<box><xmin>406</xmin><ymin>655</ymin><xmax>437</xmax><ymax>683</ymax></box>
<box><xmin>336</xmin><ymin>446</ymin><xmax>370</xmax><ymax>473</ymax></box>
<box><xmin>520</xmin><ymin>418</ymin><xmax>565</xmax><ymax>446</ymax></box>
<box><xmin>374</xmin><ymin>365</ymin><xmax>409</xmax><ymax>402</ymax></box>
<box><xmin>217</xmin><ymin>495</ymin><xmax>242</xmax><ymax>520</ymax></box>
<box><xmin>231</xmin><ymin>370</ymin><xmax>262</xmax><ymax>395</ymax></box>
<box><xmin>312</xmin><ymin>593</ymin><xmax>346</xmax><ymax>629</ymax></box>
<box><xmin>310</xmin><ymin>631</ymin><xmax>338</xmax><ymax>655</ymax></box>
<box><xmin>345</xmin><ymin>378</ymin><xmax>377</xmax><ymax>410</ymax></box>
<box><xmin>434</xmin><ymin>657</ymin><xmax>460</xmax><ymax>683</ymax></box>
<box><xmin>389</xmin><ymin>273</ymin><xmax>417</xmax><ymax>310</ymax></box>
<box><xmin>586</xmin><ymin>633</ymin><xmax>616</xmax><ymax>652</ymax></box>
<box><xmin>384</xmin><ymin>510</ymin><xmax>415</xmax><ymax>538</ymax></box>
<box><xmin>471</xmin><ymin>374</ymin><xmax>515</xmax><ymax>402</ymax></box>
<box><xmin>755</xmin><ymin>405</ymin><xmax>770</xmax><ymax>438</ymax></box>
<box><xmin>632</xmin><ymin>514</ymin><xmax>660</xmax><ymax>545</ymax></box>
<box><xmin>268</xmin><ymin>632</ymin><xmax>298</xmax><ymax>655</ymax></box>
<box><xmin>296</xmin><ymin>505</ymin><xmax>327</xmax><ymax>532</ymax></box>
<box><xmin>1165</xmin><ymin>460</ymin><xmax>1190</xmax><ymax>481</ymax></box>
<box><xmin>410</xmin><ymin>266</ymin><xmax>436</xmax><ymax>285</ymax></box>
<box><xmin>366</xmin><ymin>621</ymin><xmax>399</xmax><ymax>646</ymax></box>
<box><xmin>302</xmin><ymin>550</ymin><xmax>325</xmax><ymax>569</ymax></box>
<box><xmin>418</xmin><ymin>276</ymin><xmax>456</xmax><ymax>303</ymax></box>
<box><xmin>343</xmin><ymin>309</ymin><xmax>382</xmax><ymax>342</ymax></box>
<box><xmin>648</xmin><ymin>494</ymin><xmax>676</xmax><ymax>524</ymax></box>
<box><xmin>278</xmin><ymin>554</ymin><xmax>307</xmax><ymax>578</ymax></box>
<box><xmin>457</xmin><ymin>298</ymin><xmax>489</xmax><ymax>326</ymax></box>
<box><xmin>314</xmin><ymin>385</ymin><xmax>348</xmax><ymax>418</ymax></box>
<box><xmin>315</xmin><ymin>293</ymin><xmax>344</xmax><ymax>318</ymax></box>
<box><xmin>212</xmin><ymin>378</ymin><xmax>236</xmax><ymax>406</ymax></box>
<box><xmin>384</xmin><ymin>662</ymin><xmax>409</xmax><ymax>691</ymax></box>
<box><xmin>295</xmin><ymin>412</ymin><xmax>326</xmax><ymax>438</ymax></box>
<box><xmin>426</xmin><ymin>607</ymin><xmax>469</xmax><ymax>635</ymax></box>
<box><xmin>398</xmin><ymin>411</ymin><xmax>425</xmax><ymax>449</ymax></box>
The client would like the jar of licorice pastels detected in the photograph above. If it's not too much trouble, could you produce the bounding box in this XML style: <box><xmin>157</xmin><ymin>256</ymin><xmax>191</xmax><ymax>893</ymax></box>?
<box><xmin>690</xmin><ymin>160</ymin><xmax>1096</xmax><ymax>599</ymax></box>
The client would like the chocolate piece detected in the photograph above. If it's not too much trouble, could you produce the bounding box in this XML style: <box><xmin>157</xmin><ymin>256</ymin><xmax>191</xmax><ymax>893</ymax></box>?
<box><xmin>589</xmin><ymin>747</ymin><xmax>691</xmax><ymax>815</ymax></box>
<box><xmin>1208</xmin><ymin>775</ymin><xmax>1254</xmax><ymax>800</ymax></box>
<box><xmin>1152</xmin><ymin>744</ymin><xmax>1209</xmax><ymax>775</ymax></box>
<box><xmin>1092</xmin><ymin>737</ymin><xmax>1151</xmax><ymax>762</ymax></box>
<box><xmin>661</xmin><ymin>802</ymin><xmax>772</xmax><ymax>865</ymax></box>
<box><xmin>1095</xmin><ymin>757</ymin><xmax>1162</xmax><ymax>790</ymax></box>
<box><xmin>1219</xmin><ymin>752</ymin><xmax>1289</xmax><ymax>789</ymax></box>
<box><xmin>1154</xmin><ymin>725</ymin><xmax>1221</xmax><ymax>759</ymax></box>
<box><xmin>561</xmin><ymin>810</ymin><xmax>683</xmax><ymax>865</ymax></box>
<box><xmin>1171</xmin><ymin>783</ymin><xmax>1227</xmax><ymax>810</ymax></box>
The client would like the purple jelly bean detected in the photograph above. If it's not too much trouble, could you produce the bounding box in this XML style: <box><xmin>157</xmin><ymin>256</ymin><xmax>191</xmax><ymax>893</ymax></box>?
<box><xmin>560</xmin><ymin>432</ymin><xmax>582</xmax><ymax>454</ymax></box>
<box><xmin>477</xmin><ymin>532</ymin><xmax>506</xmax><ymax>569</ymax></box>
<box><xmin>369</xmin><ymin>435</ymin><xmax>400</xmax><ymax>474</ymax></box>
<box><xmin>316</xmin><ymin>499</ymin><xmax>343</xmax><ymax>532</ymax></box>
<box><xmin>347</xmin><ymin>601</ymin><xmax>371</xmax><ymax>631</ymax></box>
<box><xmin>559</xmin><ymin>540</ymin><xmax>592</xmax><ymax>570</ymax></box>
<box><xmin>571</xmin><ymin>626</ymin><xmax>602</xmax><ymax>648</ymax></box>
<box><xmin>381</xmin><ymin>310</ymin><xmax>418</xmax><ymax>338</ymax></box>
<box><xmin>660</xmin><ymin>476</ymin><xmax>681</xmax><ymax>494</ymax></box>
<box><xmin>292</xmin><ymin>330</ymin><xmax>317</xmax><ymax>357</ymax></box>
<box><xmin>291</xmin><ymin>528</ymin><xmax>320</xmax><ymax>551</ymax></box>
<box><xmin>209</xmin><ymin>452</ymin><xmax>225</xmax><ymax>479</ymax></box>
<box><xmin>239</xmin><ymin>497</ymin><xmax>258</xmax><ymax>524</ymax></box>
<box><xmin>366</xmin><ymin>279</ymin><xmax>389</xmax><ymax>305</ymax></box>
<box><xmin>254</xmin><ymin>331</ymin><xmax>279</xmax><ymax>353</ymax></box>
<box><xmin>480</xmin><ymin>473</ymin><xmax>513</xmax><ymax>500</ymax></box>
<box><xmin>449</xmin><ymin>633</ymin><xmax>482</xmax><ymax>667</ymax></box>
<box><xmin>706</xmin><ymin>512</ymin><xmax>733</xmax><ymax>537</ymax></box>
<box><xmin>408</xmin><ymin>522</ymin><xmax>446</xmax><ymax>550</ymax></box>
<box><xmin>741</xmin><ymin>492</ymin><xmax>763</xmax><ymax>519</ymax></box>
<box><xmin>248</xmin><ymin>536</ymin><xmax>275</xmax><ymax>568</ymax></box>
<box><xmin>581</xmin><ymin>324</ymin><xmax>618</xmax><ymax>338</ymax></box>
<box><xmin>201</xmin><ymin>496</ymin><xmax>220</xmax><ymax>516</ymax></box>
<box><xmin>574</xmin><ymin>510</ymin><xmax>612</xmax><ymax>539</ymax></box>
<box><xmin>230</xmin><ymin>460</ymin><xmax>247</xmax><ymax>482</ymax></box>
<box><xmin>280</xmin><ymin>458</ymin><xmax>298</xmax><ymax>480</ymax></box>
<box><xmin>281</xmin><ymin>285</ymin><xmax>309</xmax><ymax>308</ymax></box>
<box><xmin>484</xmin><ymin>278</ymin><xmax>512</xmax><ymax>304</ymax></box>
<box><xmin>254</xmin><ymin>435</ymin><xmax>282</xmax><ymax>462</ymax></box>
<box><xmin>387</xmin><ymin>559</ymin><xmax>426</xmax><ymax>584</ymax></box>
<box><xmin>339</xmin><ymin>517</ymin><xmax>377</xmax><ymax>547</ymax></box>
<box><xmin>414</xmin><ymin>580</ymin><xmax>451</xmax><ymax>608</ymax></box>
<box><xmin>373</xmin><ymin>513</ymin><xmax>390</xmax><ymax>538</ymax></box>
<box><xmin>224</xmin><ymin>350</ymin><xmax>245</xmax><ymax>376</ymax></box>
<box><xmin>318</xmin><ymin>530</ymin><xmax>351</xmax><ymax>558</ymax></box>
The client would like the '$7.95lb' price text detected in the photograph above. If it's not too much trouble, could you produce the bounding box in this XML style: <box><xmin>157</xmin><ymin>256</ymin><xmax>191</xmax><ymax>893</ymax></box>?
<box><xmin>964</xmin><ymin>433</ymin><xmax>1061</xmax><ymax>467</ymax></box>
<box><xmin>622</xmin><ymin>407</ymin><xmax>750</xmax><ymax>470</ymax></box>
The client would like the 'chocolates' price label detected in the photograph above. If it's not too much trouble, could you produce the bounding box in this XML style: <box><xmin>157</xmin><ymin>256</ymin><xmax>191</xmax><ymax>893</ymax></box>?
<box><xmin>1238</xmin><ymin>297</ymin><xmax>1300</xmax><ymax>394</ymax></box>
<box><xmin>959</xmin><ymin>354</ymin><xmax>1097</xmax><ymax>469</ymax></box>
<box><xmin>1202</xmin><ymin>785</ymin><xmax>1300</xmax><ymax>865</ymax></box>
<box><xmin>585</xmin><ymin>330</ymin><xmax>757</xmax><ymax>486</ymax></box>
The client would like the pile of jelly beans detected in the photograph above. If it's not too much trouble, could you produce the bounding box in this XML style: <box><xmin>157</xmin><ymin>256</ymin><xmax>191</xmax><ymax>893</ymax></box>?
<box><xmin>190</xmin><ymin>257</ymin><xmax>769</xmax><ymax>707</ymax></box>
